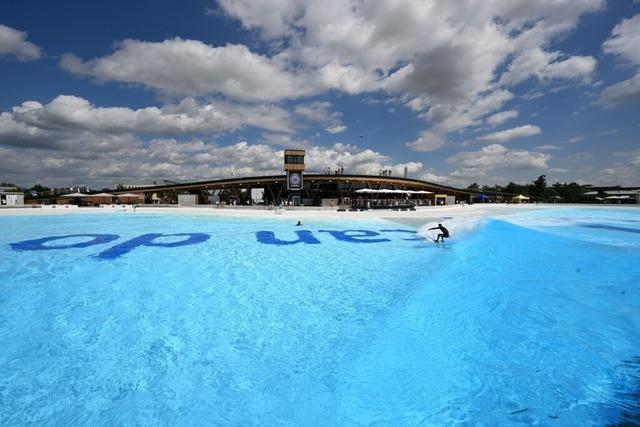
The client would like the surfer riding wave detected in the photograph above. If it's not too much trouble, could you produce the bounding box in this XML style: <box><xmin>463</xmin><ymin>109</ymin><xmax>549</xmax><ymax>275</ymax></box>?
<box><xmin>429</xmin><ymin>223</ymin><xmax>450</xmax><ymax>243</ymax></box>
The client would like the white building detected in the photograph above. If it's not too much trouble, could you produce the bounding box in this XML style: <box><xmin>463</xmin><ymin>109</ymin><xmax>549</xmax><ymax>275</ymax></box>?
<box><xmin>0</xmin><ymin>191</ymin><xmax>24</xmax><ymax>206</ymax></box>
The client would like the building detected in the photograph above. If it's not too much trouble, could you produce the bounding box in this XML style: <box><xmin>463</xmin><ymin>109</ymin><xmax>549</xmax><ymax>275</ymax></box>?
<box><xmin>110</xmin><ymin>149</ymin><xmax>476</xmax><ymax>207</ymax></box>
<box><xmin>0</xmin><ymin>190</ymin><xmax>24</xmax><ymax>206</ymax></box>
<box><xmin>115</xmin><ymin>182</ymin><xmax>158</xmax><ymax>190</ymax></box>
<box><xmin>583</xmin><ymin>186</ymin><xmax>640</xmax><ymax>204</ymax></box>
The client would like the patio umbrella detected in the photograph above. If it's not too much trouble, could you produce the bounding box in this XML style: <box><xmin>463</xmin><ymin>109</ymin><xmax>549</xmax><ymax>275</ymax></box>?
<box><xmin>89</xmin><ymin>193</ymin><xmax>116</xmax><ymax>197</ymax></box>
<box><xmin>60</xmin><ymin>192</ymin><xmax>89</xmax><ymax>197</ymax></box>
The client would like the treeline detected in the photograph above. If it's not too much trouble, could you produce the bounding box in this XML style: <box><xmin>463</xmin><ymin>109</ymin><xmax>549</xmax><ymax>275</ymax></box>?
<box><xmin>466</xmin><ymin>175</ymin><xmax>588</xmax><ymax>203</ymax></box>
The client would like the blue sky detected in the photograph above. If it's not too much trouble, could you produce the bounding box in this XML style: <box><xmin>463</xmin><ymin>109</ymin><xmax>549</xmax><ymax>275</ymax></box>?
<box><xmin>1</xmin><ymin>0</ymin><xmax>639</xmax><ymax>188</ymax></box>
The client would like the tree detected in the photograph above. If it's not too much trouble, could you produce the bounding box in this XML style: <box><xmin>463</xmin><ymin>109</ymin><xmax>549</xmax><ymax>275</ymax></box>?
<box><xmin>466</xmin><ymin>182</ymin><xmax>480</xmax><ymax>191</ymax></box>
<box><xmin>505</xmin><ymin>182</ymin><xmax>527</xmax><ymax>195</ymax></box>
<box><xmin>25</xmin><ymin>184</ymin><xmax>52</xmax><ymax>198</ymax></box>
<box><xmin>529</xmin><ymin>175</ymin><xmax>547</xmax><ymax>199</ymax></box>
<box><xmin>552</xmin><ymin>182</ymin><xmax>587</xmax><ymax>203</ymax></box>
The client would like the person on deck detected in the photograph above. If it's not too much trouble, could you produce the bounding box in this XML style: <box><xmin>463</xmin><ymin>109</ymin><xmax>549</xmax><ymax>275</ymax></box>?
<box><xmin>429</xmin><ymin>223</ymin><xmax>450</xmax><ymax>243</ymax></box>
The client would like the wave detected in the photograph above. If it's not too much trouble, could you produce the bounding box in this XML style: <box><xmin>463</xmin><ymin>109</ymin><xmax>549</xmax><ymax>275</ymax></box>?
<box><xmin>497</xmin><ymin>208</ymin><xmax>640</xmax><ymax>248</ymax></box>
<box><xmin>417</xmin><ymin>216</ymin><xmax>486</xmax><ymax>242</ymax></box>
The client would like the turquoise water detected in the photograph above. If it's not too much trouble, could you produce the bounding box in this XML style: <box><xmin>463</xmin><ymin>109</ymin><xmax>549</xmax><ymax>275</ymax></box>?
<box><xmin>1</xmin><ymin>208</ymin><xmax>639</xmax><ymax>425</ymax></box>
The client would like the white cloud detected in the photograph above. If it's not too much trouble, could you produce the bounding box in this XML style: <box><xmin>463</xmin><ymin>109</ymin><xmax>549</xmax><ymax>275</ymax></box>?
<box><xmin>477</xmin><ymin>124</ymin><xmax>541</xmax><ymax>143</ymax></box>
<box><xmin>569</xmin><ymin>136</ymin><xmax>585</xmax><ymax>143</ymax></box>
<box><xmin>0</xmin><ymin>137</ymin><xmax>424</xmax><ymax>187</ymax></box>
<box><xmin>57</xmin><ymin>0</ymin><xmax>604</xmax><ymax>144</ymax></box>
<box><xmin>500</xmin><ymin>49</ymin><xmax>595</xmax><ymax>86</ymax></box>
<box><xmin>596</xmin><ymin>164</ymin><xmax>640</xmax><ymax>186</ymax></box>
<box><xmin>406</xmin><ymin>131</ymin><xmax>445</xmax><ymax>152</ymax></box>
<box><xmin>325</xmin><ymin>124</ymin><xmax>346</xmax><ymax>134</ymax></box>
<box><xmin>447</xmin><ymin>143</ymin><xmax>550</xmax><ymax>171</ymax></box>
<box><xmin>597</xmin><ymin>73</ymin><xmax>640</xmax><ymax>107</ymax></box>
<box><xmin>598</xmin><ymin>14</ymin><xmax>640</xmax><ymax>108</ymax></box>
<box><xmin>536</xmin><ymin>144</ymin><xmax>563</xmax><ymax>150</ymax></box>
<box><xmin>217</xmin><ymin>0</ymin><xmax>302</xmax><ymax>38</ymax></box>
<box><xmin>486</xmin><ymin>110</ymin><xmax>518</xmax><ymax>127</ymax></box>
<box><xmin>60</xmin><ymin>38</ymin><xmax>314</xmax><ymax>102</ymax></box>
<box><xmin>1</xmin><ymin>95</ymin><xmax>294</xmax><ymax>147</ymax></box>
<box><xmin>0</xmin><ymin>24</ymin><xmax>41</xmax><ymax>61</ymax></box>
<box><xmin>261</xmin><ymin>132</ymin><xmax>308</xmax><ymax>146</ymax></box>
<box><xmin>293</xmin><ymin>101</ymin><xmax>346</xmax><ymax>133</ymax></box>
<box><xmin>603</xmin><ymin>14</ymin><xmax>640</xmax><ymax>65</ymax></box>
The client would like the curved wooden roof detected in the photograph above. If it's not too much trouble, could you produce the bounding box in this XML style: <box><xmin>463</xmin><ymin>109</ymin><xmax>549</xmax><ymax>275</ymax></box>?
<box><xmin>111</xmin><ymin>174</ymin><xmax>473</xmax><ymax>195</ymax></box>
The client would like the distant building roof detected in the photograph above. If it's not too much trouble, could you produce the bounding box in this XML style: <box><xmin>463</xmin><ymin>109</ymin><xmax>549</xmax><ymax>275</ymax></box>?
<box><xmin>605</xmin><ymin>190</ymin><xmax>640</xmax><ymax>195</ymax></box>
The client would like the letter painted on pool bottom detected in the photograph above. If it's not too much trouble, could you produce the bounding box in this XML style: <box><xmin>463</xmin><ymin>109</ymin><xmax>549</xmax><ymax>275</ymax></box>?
<box><xmin>318</xmin><ymin>230</ymin><xmax>390</xmax><ymax>243</ymax></box>
<box><xmin>10</xmin><ymin>234</ymin><xmax>120</xmax><ymax>251</ymax></box>
<box><xmin>256</xmin><ymin>230</ymin><xmax>321</xmax><ymax>245</ymax></box>
<box><xmin>94</xmin><ymin>233</ymin><xmax>210</xmax><ymax>260</ymax></box>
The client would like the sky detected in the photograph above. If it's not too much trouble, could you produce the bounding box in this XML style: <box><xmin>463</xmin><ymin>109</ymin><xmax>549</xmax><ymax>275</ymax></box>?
<box><xmin>0</xmin><ymin>0</ymin><xmax>639</xmax><ymax>189</ymax></box>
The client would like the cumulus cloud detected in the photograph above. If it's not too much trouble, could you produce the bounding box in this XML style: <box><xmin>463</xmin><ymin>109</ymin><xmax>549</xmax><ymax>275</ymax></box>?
<box><xmin>217</xmin><ymin>0</ymin><xmax>302</xmax><ymax>38</ymax></box>
<box><xmin>0</xmin><ymin>95</ymin><xmax>294</xmax><ymax>148</ymax></box>
<box><xmin>599</xmin><ymin>14</ymin><xmax>640</xmax><ymax>107</ymax></box>
<box><xmin>500</xmin><ymin>49</ymin><xmax>596</xmax><ymax>86</ymax></box>
<box><xmin>447</xmin><ymin>143</ymin><xmax>550</xmax><ymax>171</ymax></box>
<box><xmin>56</xmin><ymin>1</ymin><xmax>605</xmax><ymax>146</ymax></box>
<box><xmin>0</xmin><ymin>24</ymin><xmax>41</xmax><ymax>61</ymax></box>
<box><xmin>597</xmin><ymin>164</ymin><xmax>640</xmax><ymax>186</ymax></box>
<box><xmin>603</xmin><ymin>14</ymin><xmax>640</xmax><ymax>65</ymax></box>
<box><xmin>0</xmin><ymin>136</ymin><xmax>423</xmax><ymax>187</ymax></box>
<box><xmin>293</xmin><ymin>101</ymin><xmax>346</xmax><ymax>133</ymax></box>
<box><xmin>215</xmin><ymin>0</ymin><xmax>601</xmax><ymax>145</ymax></box>
<box><xmin>597</xmin><ymin>73</ymin><xmax>640</xmax><ymax>107</ymax></box>
<box><xmin>406</xmin><ymin>131</ymin><xmax>445</xmax><ymax>152</ymax></box>
<box><xmin>478</xmin><ymin>124</ymin><xmax>541</xmax><ymax>143</ymax></box>
<box><xmin>486</xmin><ymin>110</ymin><xmax>518</xmax><ymax>127</ymax></box>
<box><xmin>0</xmin><ymin>94</ymin><xmax>421</xmax><ymax>185</ymax></box>
<box><xmin>325</xmin><ymin>124</ymin><xmax>346</xmax><ymax>134</ymax></box>
<box><xmin>261</xmin><ymin>132</ymin><xmax>308</xmax><ymax>146</ymax></box>
<box><xmin>60</xmin><ymin>38</ymin><xmax>314</xmax><ymax>102</ymax></box>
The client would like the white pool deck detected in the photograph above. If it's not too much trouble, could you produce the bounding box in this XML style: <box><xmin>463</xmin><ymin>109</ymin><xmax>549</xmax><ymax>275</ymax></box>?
<box><xmin>1</xmin><ymin>203</ymin><xmax>633</xmax><ymax>224</ymax></box>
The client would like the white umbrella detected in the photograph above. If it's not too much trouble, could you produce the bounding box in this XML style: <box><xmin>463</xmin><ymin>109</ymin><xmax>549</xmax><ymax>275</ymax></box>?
<box><xmin>117</xmin><ymin>193</ymin><xmax>143</xmax><ymax>198</ymax></box>
<box><xmin>60</xmin><ymin>192</ymin><xmax>89</xmax><ymax>197</ymax></box>
<box><xmin>89</xmin><ymin>192</ymin><xmax>115</xmax><ymax>197</ymax></box>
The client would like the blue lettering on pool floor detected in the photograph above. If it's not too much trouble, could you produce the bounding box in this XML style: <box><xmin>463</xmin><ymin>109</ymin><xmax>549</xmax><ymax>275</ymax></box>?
<box><xmin>256</xmin><ymin>230</ymin><xmax>321</xmax><ymax>245</ymax></box>
<box><xmin>9</xmin><ymin>229</ymin><xmax>425</xmax><ymax>258</ymax></box>
<box><xmin>10</xmin><ymin>234</ymin><xmax>120</xmax><ymax>251</ymax></box>
<box><xmin>95</xmin><ymin>233</ymin><xmax>210</xmax><ymax>260</ymax></box>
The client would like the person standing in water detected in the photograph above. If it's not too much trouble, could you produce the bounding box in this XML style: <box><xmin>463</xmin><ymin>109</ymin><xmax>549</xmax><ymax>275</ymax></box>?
<box><xmin>429</xmin><ymin>223</ymin><xmax>450</xmax><ymax>243</ymax></box>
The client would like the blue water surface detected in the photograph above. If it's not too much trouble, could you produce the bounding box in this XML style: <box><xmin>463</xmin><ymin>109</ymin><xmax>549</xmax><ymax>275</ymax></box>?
<box><xmin>0</xmin><ymin>208</ymin><xmax>639</xmax><ymax>425</ymax></box>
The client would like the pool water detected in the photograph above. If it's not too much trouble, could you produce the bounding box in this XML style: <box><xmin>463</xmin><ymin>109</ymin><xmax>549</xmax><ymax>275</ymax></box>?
<box><xmin>1</xmin><ymin>208</ymin><xmax>639</xmax><ymax>425</ymax></box>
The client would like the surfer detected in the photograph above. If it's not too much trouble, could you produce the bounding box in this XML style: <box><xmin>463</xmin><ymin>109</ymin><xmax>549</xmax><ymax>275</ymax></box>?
<box><xmin>429</xmin><ymin>223</ymin><xmax>450</xmax><ymax>243</ymax></box>
<box><xmin>295</xmin><ymin>221</ymin><xmax>302</xmax><ymax>226</ymax></box>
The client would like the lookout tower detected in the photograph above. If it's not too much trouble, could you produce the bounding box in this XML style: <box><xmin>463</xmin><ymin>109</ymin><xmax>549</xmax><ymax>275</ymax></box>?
<box><xmin>284</xmin><ymin>149</ymin><xmax>305</xmax><ymax>204</ymax></box>
<box><xmin>284</xmin><ymin>149</ymin><xmax>305</xmax><ymax>172</ymax></box>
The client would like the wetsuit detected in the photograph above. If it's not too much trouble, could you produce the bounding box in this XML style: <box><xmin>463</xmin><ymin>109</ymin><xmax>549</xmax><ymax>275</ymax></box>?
<box><xmin>429</xmin><ymin>225</ymin><xmax>450</xmax><ymax>242</ymax></box>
